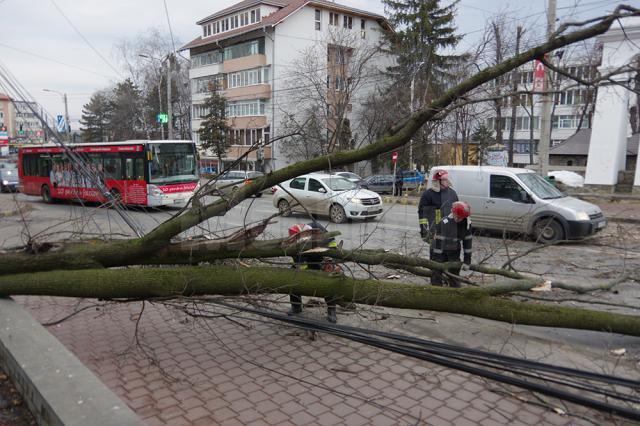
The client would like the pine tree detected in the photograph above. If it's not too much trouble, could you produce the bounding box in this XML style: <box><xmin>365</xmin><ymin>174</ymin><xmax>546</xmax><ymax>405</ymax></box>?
<box><xmin>382</xmin><ymin>0</ymin><xmax>466</xmax><ymax>96</ymax></box>
<box><xmin>197</xmin><ymin>83</ymin><xmax>231</xmax><ymax>165</ymax></box>
<box><xmin>111</xmin><ymin>79</ymin><xmax>145</xmax><ymax>140</ymax></box>
<box><xmin>80</xmin><ymin>91</ymin><xmax>113</xmax><ymax>142</ymax></box>
<box><xmin>472</xmin><ymin>123</ymin><xmax>495</xmax><ymax>165</ymax></box>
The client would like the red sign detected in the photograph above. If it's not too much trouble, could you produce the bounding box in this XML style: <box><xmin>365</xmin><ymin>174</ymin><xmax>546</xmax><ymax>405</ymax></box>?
<box><xmin>533</xmin><ymin>60</ymin><xmax>545</xmax><ymax>91</ymax></box>
<box><xmin>392</xmin><ymin>152</ymin><xmax>398</xmax><ymax>164</ymax></box>
<box><xmin>158</xmin><ymin>182</ymin><xmax>198</xmax><ymax>194</ymax></box>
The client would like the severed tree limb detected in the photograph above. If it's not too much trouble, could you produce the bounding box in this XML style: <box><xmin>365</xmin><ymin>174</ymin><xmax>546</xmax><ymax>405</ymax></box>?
<box><xmin>1</xmin><ymin>266</ymin><xmax>640</xmax><ymax>336</ymax></box>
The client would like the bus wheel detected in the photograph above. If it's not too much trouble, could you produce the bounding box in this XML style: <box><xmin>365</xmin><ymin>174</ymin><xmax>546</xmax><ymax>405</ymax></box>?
<box><xmin>41</xmin><ymin>185</ymin><xmax>53</xmax><ymax>203</ymax></box>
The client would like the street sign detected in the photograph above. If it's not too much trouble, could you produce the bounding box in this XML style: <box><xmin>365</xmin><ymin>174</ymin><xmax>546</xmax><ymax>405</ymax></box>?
<box><xmin>392</xmin><ymin>151</ymin><xmax>398</xmax><ymax>164</ymax></box>
<box><xmin>56</xmin><ymin>115</ymin><xmax>67</xmax><ymax>133</ymax></box>
<box><xmin>157</xmin><ymin>113</ymin><xmax>169</xmax><ymax>124</ymax></box>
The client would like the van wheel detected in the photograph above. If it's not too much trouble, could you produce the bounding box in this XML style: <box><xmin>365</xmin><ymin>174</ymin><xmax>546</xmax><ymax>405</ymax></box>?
<box><xmin>330</xmin><ymin>204</ymin><xmax>347</xmax><ymax>223</ymax></box>
<box><xmin>41</xmin><ymin>185</ymin><xmax>53</xmax><ymax>203</ymax></box>
<box><xmin>533</xmin><ymin>218</ymin><xmax>564</xmax><ymax>243</ymax></box>
<box><xmin>278</xmin><ymin>199</ymin><xmax>292</xmax><ymax>217</ymax></box>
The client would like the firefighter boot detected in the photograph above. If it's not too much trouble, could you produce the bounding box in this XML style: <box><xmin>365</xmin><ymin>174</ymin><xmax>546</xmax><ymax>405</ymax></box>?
<box><xmin>327</xmin><ymin>306</ymin><xmax>337</xmax><ymax>324</ymax></box>
<box><xmin>288</xmin><ymin>294</ymin><xmax>303</xmax><ymax>315</ymax></box>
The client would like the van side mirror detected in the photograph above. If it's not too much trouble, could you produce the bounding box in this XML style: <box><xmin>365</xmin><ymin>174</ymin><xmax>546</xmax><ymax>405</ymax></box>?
<box><xmin>318</xmin><ymin>187</ymin><xmax>327</xmax><ymax>193</ymax></box>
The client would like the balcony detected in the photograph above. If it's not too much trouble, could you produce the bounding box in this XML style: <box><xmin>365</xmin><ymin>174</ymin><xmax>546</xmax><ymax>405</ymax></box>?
<box><xmin>223</xmin><ymin>54</ymin><xmax>267</xmax><ymax>74</ymax></box>
<box><xmin>225</xmin><ymin>84</ymin><xmax>271</xmax><ymax>101</ymax></box>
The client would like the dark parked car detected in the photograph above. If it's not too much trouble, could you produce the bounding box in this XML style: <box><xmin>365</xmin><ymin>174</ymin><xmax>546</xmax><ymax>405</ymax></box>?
<box><xmin>0</xmin><ymin>164</ymin><xmax>18</xmax><ymax>192</ymax></box>
<box><xmin>334</xmin><ymin>172</ymin><xmax>362</xmax><ymax>185</ymax></box>
<box><xmin>361</xmin><ymin>174</ymin><xmax>395</xmax><ymax>194</ymax></box>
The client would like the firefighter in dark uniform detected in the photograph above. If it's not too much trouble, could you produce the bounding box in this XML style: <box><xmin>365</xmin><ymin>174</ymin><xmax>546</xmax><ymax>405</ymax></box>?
<box><xmin>428</xmin><ymin>201</ymin><xmax>473</xmax><ymax>287</ymax></box>
<box><xmin>418</xmin><ymin>170</ymin><xmax>472</xmax><ymax>287</ymax></box>
<box><xmin>288</xmin><ymin>222</ymin><xmax>340</xmax><ymax>323</ymax></box>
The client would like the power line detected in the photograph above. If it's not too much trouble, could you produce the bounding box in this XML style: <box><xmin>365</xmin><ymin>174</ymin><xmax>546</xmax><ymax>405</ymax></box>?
<box><xmin>0</xmin><ymin>43</ymin><xmax>117</xmax><ymax>80</ymax></box>
<box><xmin>163</xmin><ymin>0</ymin><xmax>177</xmax><ymax>54</ymax></box>
<box><xmin>47</xmin><ymin>0</ymin><xmax>123</xmax><ymax>78</ymax></box>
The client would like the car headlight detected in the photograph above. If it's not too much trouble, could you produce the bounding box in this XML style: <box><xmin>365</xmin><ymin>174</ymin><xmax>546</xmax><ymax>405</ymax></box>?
<box><xmin>349</xmin><ymin>198</ymin><xmax>362</xmax><ymax>204</ymax></box>
<box><xmin>575</xmin><ymin>211</ymin><xmax>590</xmax><ymax>221</ymax></box>
<box><xmin>2</xmin><ymin>180</ymin><xmax>7</xmax><ymax>185</ymax></box>
<box><xmin>147</xmin><ymin>184</ymin><xmax>163</xmax><ymax>196</ymax></box>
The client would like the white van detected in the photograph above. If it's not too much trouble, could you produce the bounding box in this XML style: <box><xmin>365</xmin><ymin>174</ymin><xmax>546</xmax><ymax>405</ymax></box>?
<box><xmin>427</xmin><ymin>166</ymin><xmax>607</xmax><ymax>242</ymax></box>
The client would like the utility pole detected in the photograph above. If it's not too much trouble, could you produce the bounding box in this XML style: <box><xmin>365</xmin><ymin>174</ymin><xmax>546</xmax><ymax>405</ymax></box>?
<box><xmin>63</xmin><ymin>93</ymin><xmax>71</xmax><ymax>143</ymax></box>
<box><xmin>538</xmin><ymin>0</ymin><xmax>556</xmax><ymax>177</ymax></box>
<box><xmin>167</xmin><ymin>54</ymin><xmax>174</xmax><ymax>140</ymax></box>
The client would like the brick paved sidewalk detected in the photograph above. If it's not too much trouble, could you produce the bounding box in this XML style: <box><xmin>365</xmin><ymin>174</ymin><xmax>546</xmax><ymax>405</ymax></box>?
<box><xmin>16</xmin><ymin>296</ymin><xmax>613</xmax><ymax>426</ymax></box>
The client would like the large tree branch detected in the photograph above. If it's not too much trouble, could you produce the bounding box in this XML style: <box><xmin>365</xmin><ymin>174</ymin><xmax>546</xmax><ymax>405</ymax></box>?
<box><xmin>2</xmin><ymin>266</ymin><xmax>639</xmax><ymax>336</ymax></box>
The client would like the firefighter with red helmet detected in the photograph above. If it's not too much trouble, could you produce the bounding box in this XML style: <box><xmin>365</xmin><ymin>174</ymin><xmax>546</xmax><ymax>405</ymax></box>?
<box><xmin>287</xmin><ymin>222</ymin><xmax>341</xmax><ymax>323</ymax></box>
<box><xmin>429</xmin><ymin>201</ymin><xmax>473</xmax><ymax>287</ymax></box>
<box><xmin>418</xmin><ymin>170</ymin><xmax>459</xmax><ymax>243</ymax></box>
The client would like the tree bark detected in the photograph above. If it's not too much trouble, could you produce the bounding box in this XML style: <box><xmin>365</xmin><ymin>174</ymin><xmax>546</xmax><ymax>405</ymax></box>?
<box><xmin>2</xmin><ymin>267</ymin><xmax>639</xmax><ymax>336</ymax></box>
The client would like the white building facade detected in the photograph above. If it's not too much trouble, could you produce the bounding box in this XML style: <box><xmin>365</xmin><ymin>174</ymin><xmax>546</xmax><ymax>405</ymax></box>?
<box><xmin>182</xmin><ymin>0</ymin><xmax>393</xmax><ymax>172</ymax></box>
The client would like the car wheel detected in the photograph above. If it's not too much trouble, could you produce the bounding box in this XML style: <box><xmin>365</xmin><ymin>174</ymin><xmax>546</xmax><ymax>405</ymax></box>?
<box><xmin>330</xmin><ymin>204</ymin><xmax>347</xmax><ymax>223</ymax></box>
<box><xmin>254</xmin><ymin>192</ymin><xmax>263</xmax><ymax>198</ymax></box>
<box><xmin>41</xmin><ymin>185</ymin><xmax>53</xmax><ymax>203</ymax></box>
<box><xmin>533</xmin><ymin>218</ymin><xmax>564</xmax><ymax>243</ymax></box>
<box><xmin>278</xmin><ymin>199</ymin><xmax>292</xmax><ymax>217</ymax></box>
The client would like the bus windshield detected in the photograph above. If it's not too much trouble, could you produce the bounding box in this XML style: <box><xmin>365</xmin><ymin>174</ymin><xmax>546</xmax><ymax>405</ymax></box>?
<box><xmin>149</xmin><ymin>143</ymin><xmax>198</xmax><ymax>184</ymax></box>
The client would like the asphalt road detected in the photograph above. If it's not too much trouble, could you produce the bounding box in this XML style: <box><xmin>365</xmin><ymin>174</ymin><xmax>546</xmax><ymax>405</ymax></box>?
<box><xmin>2</xmin><ymin>192</ymin><xmax>638</xmax><ymax>298</ymax></box>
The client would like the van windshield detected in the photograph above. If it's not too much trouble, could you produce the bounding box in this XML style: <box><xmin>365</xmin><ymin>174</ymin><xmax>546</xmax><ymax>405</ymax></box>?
<box><xmin>518</xmin><ymin>173</ymin><xmax>565</xmax><ymax>199</ymax></box>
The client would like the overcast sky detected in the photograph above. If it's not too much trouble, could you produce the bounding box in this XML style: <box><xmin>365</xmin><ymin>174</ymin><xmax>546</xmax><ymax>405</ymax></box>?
<box><xmin>0</xmin><ymin>0</ymin><xmax>634</xmax><ymax>129</ymax></box>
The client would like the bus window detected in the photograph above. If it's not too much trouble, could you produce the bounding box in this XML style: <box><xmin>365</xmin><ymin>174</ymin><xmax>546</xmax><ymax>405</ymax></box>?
<box><xmin>103</xmin><ymin>154</ymin><xmax>123</xmax><ymax>180</ymax></box>
<box><xmin>125</xmin><ymin>157</ymin><xmax>144</xmax><ymax>181</ymax></box>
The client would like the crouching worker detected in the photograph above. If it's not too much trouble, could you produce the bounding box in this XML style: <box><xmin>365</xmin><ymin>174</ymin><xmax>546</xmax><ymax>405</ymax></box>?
<box><xmin>430</xmin><ymin>201</ymin><xmax>473</xmax><ymax>288</ymax></box>
<box><xmin>287</xmin><ymin>222</ymin><xmax>341</xmax><ymax>323</ymax></box>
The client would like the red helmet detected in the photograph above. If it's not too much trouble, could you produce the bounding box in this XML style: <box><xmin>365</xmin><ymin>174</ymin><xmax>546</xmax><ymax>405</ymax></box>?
<box><xmin>432</xmin><ymin>170</ymin><xmax>449</xmax><ymax>181</ymax></box>
<box><xmin>452</xmin><ymin>201</ymin><xmax>471</xmax><ymax>220</ymax></box>
<box><xmin>288</xmin><ymin>224</ymin><xmax>308</xmax><ymax>236</ymax></box>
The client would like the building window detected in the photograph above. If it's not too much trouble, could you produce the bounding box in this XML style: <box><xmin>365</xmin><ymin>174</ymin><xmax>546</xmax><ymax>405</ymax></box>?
<box><xmin>361</xmin><ymin>19</ymin><xmax>366</xmax><ymax>38</ymax></box>
<box><xmin>315</xmin><ymin>9</ymin><xmax>321</xmax><ymax>30</ymax></box>
<box><xmin>335</xmin><ymin>76</ymin><xmax>345</xmax><ymax>91</ymax></box>
<box><xmin>343</xmin><ymin>15</ymin><xmax>352</xmax><ymax>29</ymax></box>
<box><xmin>192</xmin><ymin>75</ymin><xmax>224</xmax><ymax>94</ymax></box>
<box><xmin>329</xmin><ymin>12</ymin><xmax>338</xmax><ymax>26</ymax></box>
<box><xmin>191</xmin><ymin>50</ymin><xmax>223</xmax><ymax>68</ymax></box>
<box><xmin>227</xmin><ymin>67</ymin><xmax>269</xmax><ymax>88</ymax></box>
<box><xmin>552</xmin><ymin>115</ymin><xmax>590</xmax><ymax>129</ymax></box>
<box><xmin>226</xmin><ymin>100</ymin><xmax>267</xmax><ymax>117</ymax></box>
<box><xmin>223</xmin><ymin>39</ymin><xmax>265</xmax><ymax>61</ymax></box>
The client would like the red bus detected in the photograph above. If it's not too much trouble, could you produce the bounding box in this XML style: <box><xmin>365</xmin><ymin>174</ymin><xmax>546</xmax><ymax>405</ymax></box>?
<box><xmin>18</xmin><ymin>140</ymin><xmax>200</xmax><ymax>206</ymax></box>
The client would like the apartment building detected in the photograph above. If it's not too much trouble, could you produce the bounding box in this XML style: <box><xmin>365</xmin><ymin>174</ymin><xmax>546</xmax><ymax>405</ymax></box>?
<box><xmin>0</xmin><ymin>95</ymin><xmax>45</xmax><ymax>149</ymax></box>
<box><xmin>182</xmin><ymin>0</ymin><xmax>392</xmax><ymax>172</ymax></box>
<box><xmin>483</xmin><ymin>62</ymin><xmax>598</xmax><ymax>166</ymax></box>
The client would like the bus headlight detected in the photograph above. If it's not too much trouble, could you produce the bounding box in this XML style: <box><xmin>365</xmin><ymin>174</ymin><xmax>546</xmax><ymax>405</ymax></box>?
<box><xmin>147</xmin><ymin>184</ymin><xmax>163</xmax><ymax>196</ymax></box>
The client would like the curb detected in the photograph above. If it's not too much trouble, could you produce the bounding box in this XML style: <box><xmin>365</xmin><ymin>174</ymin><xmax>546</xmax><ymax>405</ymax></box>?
<box><xmin>0</xmin><ymin>298</ymin><xmax>144</xmax><ymax>426</ymax></box>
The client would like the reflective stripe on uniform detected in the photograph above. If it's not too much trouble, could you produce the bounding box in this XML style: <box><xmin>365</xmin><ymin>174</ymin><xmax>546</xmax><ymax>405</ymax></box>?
<box><xmin>300</xmin><ymin>265</ymin><xmax>308</xmax><ymax>270</ymax></box>
<box><xmin>328</xmin><ymin>241</ymin><xmax>338</xmax><ymax>248</ymax></box>
<box><xmin>464</xmin><ymin>235</ymin><xmax>472</xmax><ymax>240</ymax></box>
<box><xmin>435</xmin><ymin>209</ymin><xmax>442</xmax><ymax>223</ymax></box>
<box><xmin>432</xmin><ymin>248</ymin><xmax>444</xmax><ymax>254</ymax></box>
<box><xmin>419</xmin><ymin>218</ymin><xmax>428</xmax><ymax>225</ymax></box>
<box><xmin>464</xmin><ymin>249</ymin><xmax>472</xmax><ymax>254</ymax></box>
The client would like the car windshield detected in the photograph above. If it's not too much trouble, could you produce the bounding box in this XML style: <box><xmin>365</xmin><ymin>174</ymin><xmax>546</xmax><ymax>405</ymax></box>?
<box><xmin>340</xmin><ymin>172</ymin><xmax>360</xmax><ymax>180</ymax></box>
<box><xmin>322</xmin><ymin>177</ymin><xmax>357</xmax><ymax>191</ymax></box>
<box><xmin>518</xmin><ymin>173</ymin><xmax>565</xmax><ymax>199</ymax></box>
<box><xmin>149</xmin><ymin>143</ymin><xmax>198</xmax><ymax>184</ymax></box>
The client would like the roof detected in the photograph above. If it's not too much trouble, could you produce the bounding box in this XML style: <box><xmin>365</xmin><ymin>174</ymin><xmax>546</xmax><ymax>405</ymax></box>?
<box><xmin>550</xmin><ymin>129</ymin><xmax>639</xmax><ymax>156</ymax></box>
<box><xmin>182</xmin><ymin>0</ymin><xmax>389</xmax><ymax>51</ymax></box>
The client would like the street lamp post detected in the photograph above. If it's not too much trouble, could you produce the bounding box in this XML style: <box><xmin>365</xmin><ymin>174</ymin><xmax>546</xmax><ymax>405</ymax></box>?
<box><xmin>140</xmin><ymin>54</ymin><xmax>174</xmax><ymax>140</ymax></box>
<box><xmin>43</xmin><ymin>88</ymin><xmax>71</xmax><ymax>143</ymax></box>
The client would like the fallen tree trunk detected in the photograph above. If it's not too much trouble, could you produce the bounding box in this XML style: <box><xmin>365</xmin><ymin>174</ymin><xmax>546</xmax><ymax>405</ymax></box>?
<box><xmin>2</xmin><ymin>266</ymin><xmax>639</xmax><ymax>336</ymax></box>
